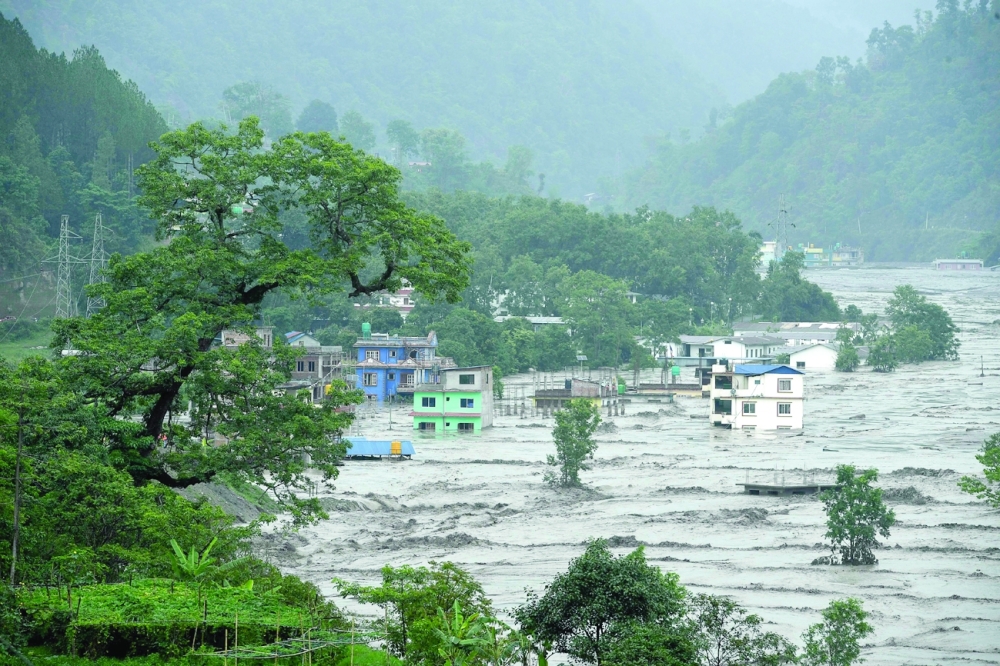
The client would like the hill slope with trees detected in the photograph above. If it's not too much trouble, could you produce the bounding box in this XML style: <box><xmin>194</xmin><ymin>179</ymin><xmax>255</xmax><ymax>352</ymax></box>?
<box><xmin>624</xmin><ymin>3</ymin><xmax>1000</xmax><ymax>261</ymax></box>
<box><xmin>0</xmin><ymin>0</ymin><xmax>723</xmax><ymax>198</ymax></box>
<box><xmin>0</xmin><ymin>13</ymin><xmax>165</xmax><ymax>288</ymax></box>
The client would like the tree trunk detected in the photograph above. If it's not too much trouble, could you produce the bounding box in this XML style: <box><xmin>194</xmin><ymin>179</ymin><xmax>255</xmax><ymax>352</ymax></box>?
<box><xmin>9</xmin><ymin>410</ymin><xmax>24</xmax><ymax>585</ymax></box>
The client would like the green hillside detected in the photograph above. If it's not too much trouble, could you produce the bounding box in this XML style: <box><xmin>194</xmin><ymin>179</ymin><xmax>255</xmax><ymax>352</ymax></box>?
<box><xmin>0</xmin><ymin>13</ymin><xmax>165</xmax><ymax>322</ymax></box>
<box><xmin>624</xmin><ymin>3</ymin><xmax>1000</xmax><ymax>261</ymax></box>
<box><xmin>1</xmin><ymin>0</ymin><xmax>723</xmax><ymax>198</ymax></box>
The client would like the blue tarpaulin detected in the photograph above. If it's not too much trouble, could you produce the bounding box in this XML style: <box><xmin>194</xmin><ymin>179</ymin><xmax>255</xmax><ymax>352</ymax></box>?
<box><xmin>344</xmin><ymin>438</ymin><xmax>415</xmax><ymax>458</ymax></box>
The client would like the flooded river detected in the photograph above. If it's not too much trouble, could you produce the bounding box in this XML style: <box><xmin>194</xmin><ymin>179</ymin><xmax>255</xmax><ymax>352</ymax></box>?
<box><xmin>277</xmin><ymin>266</ymin><xmax>1000</xmax><ymax>665</ymax></box>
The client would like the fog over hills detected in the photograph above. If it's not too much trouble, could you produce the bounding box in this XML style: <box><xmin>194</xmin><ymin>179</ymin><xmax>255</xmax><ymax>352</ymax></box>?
<box><xmin>1</xmin><ymin>0</ymin><xmax>929</xmax><ymax>199</ymax></box>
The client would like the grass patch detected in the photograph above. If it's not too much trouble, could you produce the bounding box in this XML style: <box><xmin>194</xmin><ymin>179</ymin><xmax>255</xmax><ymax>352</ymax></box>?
<box><xmin>0</xmin><ymin>328</ymin><xmax>53</xmax><ymax>363</ymax></box>
<box><xmin>217</xmin><ymin>473</ymin><xmax>282</xmax><ymax>514</ymax></box>
<box><xmin>335</xmin><ymin>645</ymin><xmax>402</xmax><ymax>666</ymax></box>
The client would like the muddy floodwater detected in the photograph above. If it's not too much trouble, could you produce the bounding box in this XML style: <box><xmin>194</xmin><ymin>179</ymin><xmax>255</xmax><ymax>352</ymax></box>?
<box><xmin>276</xmin><ymin>266</ymin><xmax>1000</xmax><ymax>665</ymax></box>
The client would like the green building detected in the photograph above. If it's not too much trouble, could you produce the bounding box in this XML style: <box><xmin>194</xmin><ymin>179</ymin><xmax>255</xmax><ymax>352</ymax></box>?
<box><xmin>410</xmin><ymin>366</ymin><xmax>494</xmax><ymax>433</ymax></box>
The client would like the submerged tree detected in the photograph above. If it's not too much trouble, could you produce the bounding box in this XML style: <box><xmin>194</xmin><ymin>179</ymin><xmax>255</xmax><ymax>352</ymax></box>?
<box><xmin>51</xmin><ymin>118</ymin><xmax>470</xmax><ymax>523</ymax></box>
<box><xmin>820</xmin><ymin>466</ymin><xmax>895</xmax><ymax>565</ymax></box>
<box><xmin>885</xmin><ymin>285</ymin><xmax>959</xmax><ymax>360</ymax></box>
<box><xmin>835</xmin><ymin>344</ymin><xmax>860</xmax><ymax>372</ymax></box>
<box><xmin>801</xmin><ymin>598</ymin><xmax>873</xmax><ymax>666</ymax></box>
<box><xmin>545</xmin><ymin>398</ymin><xmax>601</xmax><ymax>488</ymax></box>
<box><xmin>958</xmin><ymin>432</ymin><xmax>1000</xmax><ymax>508</ymax></box>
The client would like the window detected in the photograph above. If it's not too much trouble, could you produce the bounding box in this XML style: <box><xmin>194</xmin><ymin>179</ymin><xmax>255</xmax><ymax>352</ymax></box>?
<box><xmin>744</xmin><ymin>426</ymin><xmax>756</xmax><ymax>431</ymax></box>
<box><xmin>778</xmin><ymin>402</ymin><xmax>792</xmax><ymax>416</ymax></box>
<box><xmin>421</xmin><ymin>396</ymin><xmax>437</xmax><ymax>407</ymax></box>
<box><xmin>458</xmin><ymin>422</ymin><xmax>474</xmax><ymax>432</ymax></box>
<box><xmin>308</xmin><ymin>360</ymin><xmax>316</xmax><ymax>372</ymax></box>
<box><xmin>418</xmin><ymin>421</ymin><xmax>435</xmax><ymax>431</ymax></box>
<box><xmin>713</xmin><ymin>399</ymin><xmax>732</xmax><ymax>415</ymax></box>
<box><xmin>459</xmin><ymin>374</ymin><xmax>475</xmax><ymax>385</ymax></box>
<box><xmin>743</xmin><ymin>402</ymin><xmax>756</xmax><ymax>415</ymax></box>
<box><xmin>796</xmin><ymin>361</ymin><xmax>806</xmax><ymax>369</ymax></box>
<box><xmin>297</xmin><ymin>361</ymin><xmax>305</xmax><ymax>372</ymax></box>
<box><xmin>388</xmin><ymin>373</ymin><xmax>395</xmax><ymax>380</ymax></box>
<box><xmin>460</xmin><ymin>398</ymin><xmax>475</xmax><ymax>408</ymax></box>
<box><xmin>365</xmin><ymin>350</ymin><xmax>379</xmax><ymax>361</ymax></box>
<box><xmin>363</xmin><ymin>373</ymin><xmax>378</xmax><ymax>386</ymax></box>
<box><xmin>714</xmin><ymin>376</ymin><xmax>732</xmax><ymax>390</ymax></box>
<box><xmin>754</xmin><ymin>379</ymin><xmax>761</xmax><ymax>385</ymax></box>
<box><xmin>778</xmin><ymin>379</ymin><xmax>792</xmax><ymax>392</ymax></box>
<box><xmin>389</xmin><ymin>350</ymin><xmax>397</xmax><ymax>358</ymax></box>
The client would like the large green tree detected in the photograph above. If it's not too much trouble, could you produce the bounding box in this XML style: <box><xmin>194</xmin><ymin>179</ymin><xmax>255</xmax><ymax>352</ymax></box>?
<box><xmin>516</xmin><ymin>540</ymin><xmax>688</xmax><ymax>666</ymax></box>
<box><xmin>885</xmin><ymin>285</ymin><xmax>959</xmax><ymax>361</ymax></box>
<box><xmin>50</xmin><ymin>119</ymin><xmax>470</xmax><ymax>521</ymax></box>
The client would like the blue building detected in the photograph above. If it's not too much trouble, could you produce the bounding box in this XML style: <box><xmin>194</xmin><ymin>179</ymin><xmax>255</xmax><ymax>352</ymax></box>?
<box><xmin>354</xmin><ymin>330</ymin><xmax>455</xmax><ymax>404</ymax></box>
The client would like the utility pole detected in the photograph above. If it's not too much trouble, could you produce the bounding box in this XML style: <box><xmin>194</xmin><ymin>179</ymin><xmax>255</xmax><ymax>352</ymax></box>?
<box><xmin>53</xmin><ymin>215</ymin><xmax>83</xmax><ymax>319</ymax></box>
<box><xmin>86</xmin><ymin>212</ymin><xmax>109</xmax><ymax>317</ymax></box>
<box><xmin>775</xmin><ymin>194</ymin><xmax>789</xmax><ymax>261</ymax></box>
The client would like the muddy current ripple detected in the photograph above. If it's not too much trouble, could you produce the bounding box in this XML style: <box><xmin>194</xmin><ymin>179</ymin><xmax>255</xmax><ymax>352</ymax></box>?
<box><xmin>272</xmin><ymin>266</ymin><xmax>1000</xmax><ymax>665</ymax></box>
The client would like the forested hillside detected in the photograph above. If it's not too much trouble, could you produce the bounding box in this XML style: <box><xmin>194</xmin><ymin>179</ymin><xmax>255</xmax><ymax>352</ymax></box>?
<box><xmin>625</xmin><ymin>3</ymin><xmax>1000</xmax><ymax>261</ymax></box>
<box><xmin>0</xmin><ymin>13</ymin><xmax>165</xmax><ymax>289</ymax></box>
<box><xmin>0</xmin><ymin>0</ymin><xmax>722</xmax><ymax>198</ymax></box>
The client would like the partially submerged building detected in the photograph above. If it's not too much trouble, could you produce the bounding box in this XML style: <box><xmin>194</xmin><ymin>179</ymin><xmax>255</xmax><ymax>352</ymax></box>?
<box><xmin>934</xmin><ymin>258</ymin><xmax>983</xmax><ymax>270</ymax></box>
<box><xmin>411</xmin><ymin>366</ymin><xmax>494</xmax><ymax>433</ymax></box>
<box><xmin>532</xmin><ymin>378</ymin><xmax>619</xmax><ymax>412</ymax></box>
<box><xmin>354</xmin><ymin>329</ymin><xmax>455</xmax><ymax>404</ymax></box>
<box><xmin>709</xmin><ymin>364</ymin><xmax>804</xmax><ymax>430</ymax></box>
<box><xmin>787</xmin><ymin>343</ymin><xmax>839</xmax><ymax>371</ymax></box>
<box><xmin>733</xmin><ymin>322</ymin><xmax>858</xmax><ymax>347</ymax></box>
<box><xmin>281</xmin><ymin>331</ymin><xmax>352</xmax><ymax>403</ymax></box>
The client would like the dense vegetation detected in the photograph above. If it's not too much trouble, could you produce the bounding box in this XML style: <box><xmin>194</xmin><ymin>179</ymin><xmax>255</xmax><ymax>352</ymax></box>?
<box><xmin>625</xmin><ymin>3</ymin><xmax>1000</xmax><ymax>261</ymax></box>
<box><xmin>0</xmin><ymin>13</ymin><xmax>165</xmax><ymax>286</ymax></box>
<box><xmin>287</xmin><ymin>192</ymin><xmax>846</xmax><ymax>371</ymax></box>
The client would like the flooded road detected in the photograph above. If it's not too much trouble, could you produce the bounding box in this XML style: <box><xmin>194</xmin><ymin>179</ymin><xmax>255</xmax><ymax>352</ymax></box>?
<box><xmin>278</xmin><ymin>266</ymin><xmax>1000</xmax><ymax>665</ymax></box>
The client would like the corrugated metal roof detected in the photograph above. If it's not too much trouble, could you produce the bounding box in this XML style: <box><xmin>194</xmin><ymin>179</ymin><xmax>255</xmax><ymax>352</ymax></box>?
<box><xmin>344</xmin><ymin>438</ymin><xmax>415</xmax><ymax>457</ymax></box>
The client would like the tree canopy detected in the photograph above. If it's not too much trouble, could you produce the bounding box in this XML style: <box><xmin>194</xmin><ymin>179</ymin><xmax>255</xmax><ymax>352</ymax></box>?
<box><xmin>48</xmin><ymin>118</ymin><xmax>470</xmax><ymax>521</ymax></box>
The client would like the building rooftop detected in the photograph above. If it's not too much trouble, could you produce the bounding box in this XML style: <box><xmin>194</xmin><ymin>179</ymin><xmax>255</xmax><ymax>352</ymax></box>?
<box><xmin>716</xmin><ymin>336</ymin><xmax>778</xmax><ymax>345</ymax></box>
<box><xmin>493</xmin><ymin>315</ymin><xmax>565</xmax><ymax>325</ymax></box>
<box><xmin>732</xmin><ymin>364</ymin><xmax>804</xmax><ymax>376</ymax></box>
<box><xmin>679</xmin><ymin>335</ymin><xmax>721</xmax><ymax>344</ymax></box>
<box><xmin>354</xmin><ymin>331</ymin><xmax>438</xmax><ymax>348</ymax></box>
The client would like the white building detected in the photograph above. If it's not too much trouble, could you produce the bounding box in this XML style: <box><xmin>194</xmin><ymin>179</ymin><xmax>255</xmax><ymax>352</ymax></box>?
<box><xmin>733</xmin><ymin>321</ymin><xmax>858</xmax><ymax>347</ymax></box>
<box><xmin>709</xmin><ymin>364</ymin><xmax>804</xmax><ymax>430</ymax></box>
<box><xmin>788</xmin><ymin>343</ymin><xmax>839</xmax><ymax>371</ymax></box>
<box><xmin>493</xmin><ymin>315</ymin><xmax>565</xmax><ymax>332</ymax></box>
<box><xmin>712</xmin><ymin>336</ymin><xmax>779</xmax><ymax>362</ymax></box>
<box><xmin>760</xmin><ymin>240</ymin><xmax>778</xmax><ymax>267</ymax></box>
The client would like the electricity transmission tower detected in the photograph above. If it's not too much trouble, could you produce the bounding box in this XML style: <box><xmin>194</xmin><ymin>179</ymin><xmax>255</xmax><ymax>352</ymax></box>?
<box><xmin>86</xmin><ymin>212</ymin><xmax>109</xmax><ymax>318</ymax></box>
<box><xmin>52</xmin><ymin>215</ymin><xmax>84</xmax><ymax>319</ymax></box>
<box><xmin>770</xmin><ymin>194</ymin><xmax>794</xmax><ymax>261</ymax></box>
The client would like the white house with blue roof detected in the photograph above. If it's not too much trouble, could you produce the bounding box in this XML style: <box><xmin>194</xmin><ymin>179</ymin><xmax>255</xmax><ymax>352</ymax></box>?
<box><xmin>709</xmin><ymin>363</ymin><xmax>804</xmax><ymax>430</ymax></box>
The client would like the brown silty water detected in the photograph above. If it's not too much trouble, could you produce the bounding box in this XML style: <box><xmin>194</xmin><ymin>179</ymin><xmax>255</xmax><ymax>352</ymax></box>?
<box><xmin>268</xmin><ymin>266</ymin><xmax>1000</xmax><ymax>665</ymax></box>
